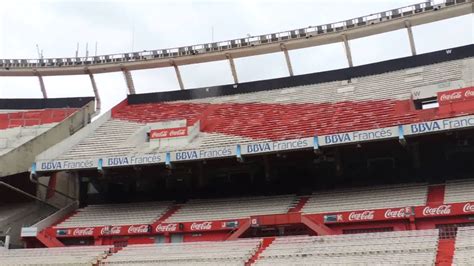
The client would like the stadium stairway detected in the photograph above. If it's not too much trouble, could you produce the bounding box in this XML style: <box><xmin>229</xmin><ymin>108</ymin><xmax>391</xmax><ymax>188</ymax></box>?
<box><xmin>246</xmin><ymin>237</ymin><xmax>275</xmax><ymax>266</ymax></box>
<box><xmin>155</xmin><ymin>205</ymin><xmax>181</xmax><ymax>223</ymax></box>
<box><xmin>36</xmin><ymin>231</ymin><xmax>64</xmax><ymax>248</ymax></box>
<box><xmin>287</xmin><ymin>196</ymin><xmax>310</xmax><ymax>213</ymax></box>
<box><xmin>436</xmin><ymin>239</ymin><xmax>456</xmax><ymax>266</ymax></box>
<box><xmin>427</xmin><ymin>184</ymin><xmax>445</xmax><ymax>205</ymax></box>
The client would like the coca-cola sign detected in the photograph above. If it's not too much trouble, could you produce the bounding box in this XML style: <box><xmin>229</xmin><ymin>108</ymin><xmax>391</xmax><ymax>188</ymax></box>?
<box><xmin>348</xmin><ymin>211</ymin><xmax>374</xmax><ymax>221</ymax></box>
<box><xmin>438</xmin><ymin>87</ymin><xmax>474</xmax><ymax>104</ymax></box>
<box><xmin>100</xmin><ymin>226</ymin><xmax>122</xmax><ymax>235</ymax></box>
<box><xmin>384</xmin><ymin>208</ymin><xmax>411</xmax><ymax>219</ymax></box>
<box><xmin>422</xmin><ymin>205</ymin><xmax>452</xmax><ymax>216</ymax></box>
<box><xmin>150</xmin><ymin>127</ymin><xmax>188</xmax><ymax>139</ymax></box>
<box><xmin>156</xmin><ymin>223</ymin><xmax>178</xmax><ymax>233</ymax></box>
<box><xmin>127</xmin><ymin>225</ymin><xmax>150</xmax><ymax>234</ymax></box>
<box><xmin>73</xmin><ymin>227</ymin><xmax>94</xmax><ymax>236</ymax></box>
<box><xmin>463</xmin><ymin>203</ymin><xmax>474</xmax><ymax>213</ymax></box>
<box><xmin>190</xmin><ymin>222</ymin><xmax>213</xmax><ymax>231</ymax></box>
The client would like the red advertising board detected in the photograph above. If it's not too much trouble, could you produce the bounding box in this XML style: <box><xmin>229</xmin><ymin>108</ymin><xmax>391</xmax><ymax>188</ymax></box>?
<box><xmin>437</xmin><ymin>87</ymin><xmax>474</xmax><ymax>105</ymax></box>
<box><xmin>149</xmin><ymin>127</ymin><xmax>187</xmax><ymax>139</ymax></box>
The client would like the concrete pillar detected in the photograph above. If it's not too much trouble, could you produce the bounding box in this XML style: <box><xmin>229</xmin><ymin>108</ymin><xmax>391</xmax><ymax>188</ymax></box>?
<box><xmin>36</xmin><ymin>73</ymin><xmax>47</xmax><ymax>98</ymax></box>
<box><xmin>280</xmin><ymin>43</ymin><xmax>294</xmax><ymax>76</ymax></box>
<box><xmin>170</xmin><ymin>60</ymin><xmax>185</xmax><ymax>90</ymax></box>
<box><xmin>121</xmin><ymin>68</ymin><xmax>136</xmax><ymax>94</ymax></box>
<box><xmin>226</xmin><ymin>53</ymin><xmax>239</xmax><ymax>84</ymax></box>
<box><xmin>342</xmin><ymin>34</ymin><xmax>354</xmax><ymax>67</ymax></box>
<box><xmin>405</xmin><ymin>20</ymin><xmax>417</xmax><ymax>56</ymax></box>
<box><xmin>86</xmin><ymin>70</ymin><xmax>101</xmax><ymax>113</ymax></box>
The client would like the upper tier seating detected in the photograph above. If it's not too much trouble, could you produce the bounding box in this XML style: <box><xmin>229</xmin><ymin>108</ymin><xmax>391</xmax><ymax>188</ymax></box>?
<box><xmin>302</xmin><ymin>183</ymin><xmax>427</xmax><ymax>214</ymax></box>
<box><xmin>165</xmin><ymin>195</ymin><xmax>296</xmax><ymax>223</ymax></box>
<box><xmin>255</xmin><ymin>229</ymin><xmax>439</xmax><ymax>265</ymax></box>
<box><xmin>0</xmin><ymin>245</ymin><xmax>112</xmax><ymax>266</ymax></box>
<box><xmin>99</xmin><ymin>239</ymin><xmax>261</xmax><ymax>265</ymax></box>
<box><xmin>0</xmin><ymin>108</ymin><xmax>77</xmax><ymax>157</ymax></box>
<box><xmin>0</xmin><ymin>109</ymin><xmax>76</xmax><ymax>130</ymax></box>
<box><xmin>452</xmin><ymin>226</ymin><xmax>474</xmax><ymax>265</ymax></box>
<box><xmin>55</xmin><ymin>201</ymin><xmax>172</xmax><ymax>228</ymax></box>
<box><xmin>444</xmin><ymin>179</ymin><xmax>474</xmax><ymax>203</ymax></box>
<box><xmin>51</xmin><ymin>57</ymin><xmax>474</xmax><ymax>161</ymax></box>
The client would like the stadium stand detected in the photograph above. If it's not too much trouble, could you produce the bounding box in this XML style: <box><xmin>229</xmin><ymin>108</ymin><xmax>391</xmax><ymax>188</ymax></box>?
<box><xmin>0</xmin><ymin>109</ymin><xmax>77</xmax><ymax>157</ymax></box>
<box><xmin>452</xmin><ymin>226</ymin><xmax>474</xmax><ymax>265</ymax></box>
<box><xmin>165</xmin><ymin>195</ymin><xmax>296</xmax><ymax>223</ymax></box>
<box><xmin>444</xmin><ymin>179</ymin><xmax>474</xmax><ymax>203</ymax></box>
<box><xmin>254</xmin><ymin>229</ymin><xmax>439</xmax><ymax>265</ymax></box>
<box><xmin>99</xmin><ymin>239</ymin><xmax>261</xmax><ymax>265</ymax></box>
<box><xmin>55</xmin><ymin>201</ymin><xmax>172</xmax><ymax>228</ymax></box>
<box><xmin>0</xmin><ymin>245</ymin><xmax>112</xmax><ymax>266</ymax></box>
<box><xmin>39</xmin><ymin>55</ymin><xmax>473</xmax><ymax>161</ymax></box>
<box><xmin>302</xmin><ymin>183</ymin><xmax>427</xmax><ymax>214</ymax></box>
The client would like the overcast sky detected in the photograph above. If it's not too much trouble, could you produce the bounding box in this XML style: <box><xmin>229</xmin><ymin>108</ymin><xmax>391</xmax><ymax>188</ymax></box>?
<box><xmin>0</xmin><ymin>0</ymin><xmax>472</xmax><ymax>113</ymax></box>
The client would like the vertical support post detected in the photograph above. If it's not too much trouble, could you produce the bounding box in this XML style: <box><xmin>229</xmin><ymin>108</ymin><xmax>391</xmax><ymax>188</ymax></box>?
<box><xmin>280</xmin><ymin>43</ymin><xmax>294</xmax><ymax>76</ymax></box>
<box><xmin>121</xmin><ymin>67</ymin><xmax>136</xmax><ymax>94</ymax></box>
<box><xmin>86</xmin><ymin>69</ymin><xmax>101</xmax><ymax>114</ymax></box>
<box><xmin>170</xmin><ymin>60</ymin><xmax>185</xmax><ymax>90</ymax></box>
<box><xmin>226</xmin><ymin>53</ymin><xmax>239</xmax><ymax>84</ymax></box>
<box><xmin>341</xmin><ymin>34</ymin><xmax>353</xmax><ymax>67</ymax></box>
<box><xmin>36</xmin><ymin>72</ymin><xmax>48</xmax><ymax>98</ymax></box>
<box><xmin>405</xmin><ymin>20</ymin><xmax>417</xmax><ymax>56</ymax></box>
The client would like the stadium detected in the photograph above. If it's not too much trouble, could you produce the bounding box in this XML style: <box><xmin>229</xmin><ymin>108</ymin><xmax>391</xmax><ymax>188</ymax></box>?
<box><xmin>0</xmin><ymin>0</ymin><xmax>473</xmax><ymax>265</ymax></box>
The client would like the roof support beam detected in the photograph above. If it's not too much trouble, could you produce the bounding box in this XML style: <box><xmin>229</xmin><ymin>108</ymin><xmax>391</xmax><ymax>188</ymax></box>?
<box><xmin>226</xmin><ymin>53</ymin><xmax>239</xmax><ymax>84</ymax></box>
<box><xmin>171</xmin><ymin>60</ymin><xmax>185</xmax><ymax>90</ymax></box>
<box><xmin>405</xmin><ymin>20</ymin><xmax>417</xmax><ymax>56</ymax></box>
<box><xmin>280</xmin><ymin>43</ymin><xmax>294</xmax><ymax>76</ymax></box>
<box><xmin>341</xmin><ymin>34</ymin><xmax>353</xmax><ymax>68</ymax></box>
<box><xmin>35</xmin><ymin>72</ymin><xmax>47</xmax><ymax>98</ymax></box>
<box><xmin>121</xmin><ymin>67</ymin><xmax>136</xmax><ymax>94</ymax></box>
<box><xmin>86</xmin><ymin>69</ymin><xmax>101</xmax><ymax>114</ymax></box>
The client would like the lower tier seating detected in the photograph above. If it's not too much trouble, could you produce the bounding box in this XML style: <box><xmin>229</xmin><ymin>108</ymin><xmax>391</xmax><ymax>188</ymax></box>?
<box><xmin>55</xmin><ymin>201</ymin><xmax>172</xmax><ymax>228</ymax></box>
<box><xmin>452</xmin><ymin>226</ymin><xmax>474</xmax><ymax>265</ymax></box>
<box><xmin>255</xmin><ymin>229</ymin><xmax>439</xmax><ymax>265</ymax></box>
<box><xmin>444</xmin><ymin>179</ymin><xmax>474</xmax><ymax>203</ymax></box>
<box><xmin>99</xmin><ymin>239</ymin><xmax>261</xmax><ymax>265</ymax></box>
<box><xmin>0</xmin><ymin>245</ymin><xmax>112</xmax><ymax>266</ymax></box>
<box><xmin>165</xmin><ymin>195</ymin><xmax>296</xmax><ymax>223</ymax></box>
<box><xmin>302</xmin><ymin>183</ymin><xmax>427</xmax><ymax>214</ymax></box>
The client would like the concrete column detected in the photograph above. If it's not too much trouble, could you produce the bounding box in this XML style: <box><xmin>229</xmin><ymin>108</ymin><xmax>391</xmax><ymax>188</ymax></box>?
<box><xmin>280</xmin><ymin>43</ymin><xmax>294</xmax><ymax>76</ymax></box>
<box><xmin>121</xmin><ymin>68</ymin><xmax>136</xmax><ymax>94</ymax></box>
<box><xmin>405</xmin><ymin>20</ymin><xmax>417</xmax><ymax>56</ymax></box>
<box><xmin>36</xmin><ymin>73</ymin><xmax>48</xmax><ymax>98</ymax></box>
<box><xmin>226</xmin><ymin>53</ymin><xmax>239</xmax><ymax>84</ymax></box>
<box><xmin>170</xmin><ymin>60</ymin><xmax>185</xmax><ymax>90</ymax></box>
<box><xmin>342</xmin><ymin>34</ymin><xmax>354</xmax><ymax>67</ymax></box>
<box><xmin>86</xmin><ymin>70</ymin><xmax>101</xmax><ymax>113</ymax></box>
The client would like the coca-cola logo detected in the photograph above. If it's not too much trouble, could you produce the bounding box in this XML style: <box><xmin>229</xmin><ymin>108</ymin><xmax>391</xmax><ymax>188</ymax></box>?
<box><xmin>156</xmin><ymin>223</ymin><xmax>178</xmax><ymax>232</ymax></box>
<box><xmin>100</xmin><ymin>226</ymin><xmax>122</xmax><ymax>235</ymax></box>
<box><xmin>151</xmin><ymin>131</ymin><xmax>168</xmax><ymax>138</ymax></box>
<box><xmin>422</xmin><ymin>205</ymin><xmax>451</xmax><ymax>216</ymax></box>
<box><xmin>439</xmin><ymin>89</ymin><xmax>474</xmax><ymax>103</ymax></box>
<box><xmin>348</xmin><ymin>211</ymin><xmax>374</xmax><ymax>221</ymax></box>
<box><xmin>190</xmin><ymin>222</ymin><xmax>213</xmax><ymax>231</ymax></box>
<box><xmin>169</xmin><ymin>129</ymin><xmax>186</xmax><ymax>137</ymax></box>
<box><xmin>150</xmin><ymin>127</ymin><xmax>187</xmax><ymax>139</ymax></box>
<box><xmin>440</xmin><ymin>91</ymin><xmax>462</xmax><ymax>102</ymax></box>
<box><xmin>73</xmin><ymin>227</ymin><xmax>94</xmax><ymax>236</ymax></box>
<box><xmin>127</xmin><ymin>225</ymin><xmax>150</xmax><ymax>234</ymax></box>
<box><xmin>463</xmin><ymin>203</ymin><xmax>474</xmax><ymax>213</ymax></box>
<box><xmin>384</xmin><ymin>208</ymin><xmax>409</xmax><ymax>219</ymax></box>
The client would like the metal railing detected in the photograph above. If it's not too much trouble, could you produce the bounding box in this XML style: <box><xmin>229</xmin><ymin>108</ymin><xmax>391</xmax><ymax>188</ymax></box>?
<box><xmin>0</xmin><ymin>0</ymin><xmax>466</xmax><ymax>70</ymax></box>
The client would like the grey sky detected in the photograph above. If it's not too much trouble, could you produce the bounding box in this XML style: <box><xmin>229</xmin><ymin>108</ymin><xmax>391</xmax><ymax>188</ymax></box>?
<box><xmin>0</xmin><ymin>0</ymin><xmax>472</xmax><ymax>114</ymax></box>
